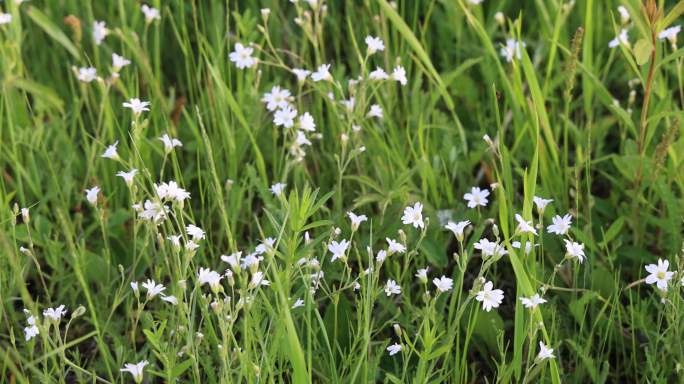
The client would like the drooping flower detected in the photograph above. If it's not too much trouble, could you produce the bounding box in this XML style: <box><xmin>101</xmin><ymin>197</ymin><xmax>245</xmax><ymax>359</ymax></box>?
<box><xmin>475</xmin><ymin>280</ymin><xmax>504</xmax><ymax>312</ymax></box>
<box><xmin>401</xmin><ymin>202</ymin><xmax>424</xmax><ymax>229</ymax></box>
<box><xmin>160</xmin><ymin>295</ymin><xmax>178</xmax><ymax>305</ymax></box>
<box><xmin>644</xmin><ymin>258</ymin><xmax>675</xmax><ymax>291</ymax></box>
<box><xmin>120</xmin><ymin>360</ymin><xmax>149</xmax><ymax>384</ymax></box>
<box><xmin>464</xmin><ymin>187</ymin><xmax>490</xmax><ymax>208</ymax></box>
<box><xmin>547</xmin><ymin>214</ymin><xmax>572</xmax><ymax>235</ymax></box>
<box><xmin>229</xmin><ymin>42</ymin><xmax>257</xmax><ymax>69</ymax></box>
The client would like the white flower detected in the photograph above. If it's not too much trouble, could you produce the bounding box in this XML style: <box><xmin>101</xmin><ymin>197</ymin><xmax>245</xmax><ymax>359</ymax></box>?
<box><xmin>131</xmin><ymin>281</ymin><xmax>139</xmax><ymax>293</ymax></box>
<box><xmin>229</xmin><ymin>42</ymin><xmax>257</xmax><ymax>69</ymax></box>
<box><xmin>369</xmin><ymin>67</ymin><xmax>389</xmax><ymax>80</ymax></box>
<box><xmin>387</xmin><ymin>343</ymin><xmax>402</xmax><ymax>356</ymax></box>
<box><xmin>520</xmin><ymin>293</ymin><xmax>547</xmax><ymax>308</ymax></box>
<box><xmin>77</xmin><ymin>67</ymin><xmax>98</xmax><ymax>82</ymax></box>
<box><xmin>365</xmin><ymin>35</ymin><xmax>385</xmax><ymax>54</ymax></box>
<box><xmin>0</xmin><ymin>13</ymin><xmax>12</xmax><ymax>25</ymax></box>
<box><xmin>644</xmin><ymin>258</ymin><xmax>674</xmax><ymax>291</ymax></box>
<box><xmin>221</xmin><ymin>251</ymin><xmax>242</xmax><ymax>269</ymax></box>
<box><xmin>547</xmin><ymin>214</ymin><xmax>572</xmax><ymax>235</ymax></box>
<box><xmin>270</xmin><ymin>182</ymin><xmax>286</xmax><ymax>196</ymax></box>
<box><xmin>295</xmin><ymin>130</ymin><xmax>311</xmax><ymax>146</ymax></box>
<box><xmin>328</xmin><ymin>239</ymin><xmax>350</xmax><ymax>262</ymax></box>
<box><xmin>141</xmin><ymin>279</ymin><xmax>165</xmax><ymax>299</ymax></box>
<box><xmin>292</xmin><ymin>298</ymin><xmax>305</xmax><ymax>308</ymax></box>
<box><xmin>24</xmin><ymin>315</ymin><xmax>39</xmax><ymax>341</ymax></box>
<box><xmin>536</xmin><ymin>342</ymin><xmax>555</xmax><ymax>361</ymax></box>
<box><xmin>141</xmin><ymin>4</ymin><xmax>161</xmax><ymax>23</ymax></box>
<box><xmin>376</xmin><ymin>249</ymin><xmax>387</xmax><ymax>263</ymax></box>
<box><xmin>158</xmin><ymin>134</ymin><xmax>182</xmax><ymax>153</ymax></box>
<box><xmin>274</xmin><ymin>106</ymin><xmax>297</xmax><ymax>128</ymax></box>
<box><xmin>367</xmin><ymin>104</ymin><xmax>383</xmax><ymax>119</ymax></box>
<box><xmin>475</xmin><ymin>281</ymin><xmax>504</xmax><ymax>312</ymax></box>
<box><xmin>262</xmin><ymin>86</ymin><xmax>291</xmax><ymax>111</ymax></box>
<box><xmin>186</xmin><ymin>224</ymin><xmax>205</xmax><ymax>240</ymax></box>
<box><xmin>474</xmin><ymin>238</ymin><xmax>507</xmax><ymax>257</ymax></box>
<box><xmin>500</xmin><ymin>38</ymin><xmax>525</xmax><ymax>62</ymax></box>
<box><xmin>256</xmin><ymin>238</ymin><xmax>275</xmax><ymax>254</ymax></box>
<box><xmin>138</xmin><ymin>200</ymin><xmax>169</xmax><ymax>223</ymax></box>
<box><xmin>101</xmin><ymin>141</ymin><xmax>119</xmax><ymax>159</ymax></box>
<box><xmin>298</xmin><ymin>112</ymin><xmax>316</xmax><ymax>132</ymax></box>
<box><xmin>93</xmin><ymin>21</ymin><xmax>108</xmax><ymax>45</ymax></box>
<box><xmin>85</xmin><ymin>186</ymin><xmax>100</xmax><ymax>206</ymax></box>
<box><xmin>467</xmin><ymin>0</ymin><xmax>484</xmax><ymax>4</ymax></box>
<box><xmin>112</xmin><ymin>53</ymin><xmax>131</xmax><ymax>71</ymax></box>
<box><xmin>123</xmin><ymin>98</ymin><xmax>151</xmax><ymax>114</ymax></box>
<box><xmin>617</xmin><ymin>5</ymin><xmax>630</xmax><ymax>25</ymax></box>
<box><xmin>384</xmin><ymin>279</ymin><xmax>401</xmax><ymax>296</ymax></box>
<box><xmin>116</xmin><ymin>169</ymin><xmax>138</xmax><ymax>187</ymax></box>
<box><xmin>249</xmin><ymin>271</ymin><xmax>270</xmax><ymax>288</ymax></box>
<box><xmin>391</xmin><ymin>66</ymin><xmax>407</xmax><ymax>86</ymax></box>
<box><xmin>401</xmin><ymin>202</ymin><xmax>424</xmax><ymax>229</ymax></box>
<box><xmin>445</xmin><ymin>220</ymin><xmax>470</xmax><ymax>241</ymax></box>
<box><xmin>512</xmin><ymin>240</ymin><xmax>535</xmax><ymax>255</ymax></box>
<box><xmin>155</xmin><ymin>181</ymin><xmax>191</xmax><ymax>202</ymax></box>
<box><xmin>43</xmin><ymin>305</ymin><xmax>67</xmax><ymax>322</ymax></box>
<box><xmin>608</xmin><ymin>29</ymin><xmax>629</xmax><ymax>48</ymax></box>
<box><xmin>292</xmin><ymin>68</ymin><xmax>310</xmax><ymax>81</ymax></box>
<box><xmin>564</xmin><ymin>239</ymin><xmax>585</xmax><ymax>263</ymax></box>
<box><xmin>198</xmin><ymin>268</ymin><xmax>222</xmax><ymax>290</ymax></box>
<box><xmin>533</xmin><ymin>196</ymin><xmax>553</xmax><ymax>212</ymax></box>
<box><xmin>386</xmin><ymin>238</ymin><xmax>406</xmax><ymax>254</ymax></box>
<box><xmin>515</xmin><ymin>214</ymin><xmax>537</xmax><ymax>235</ymax></box>
<box><xmin>161</xmin><ymin>295</ymin><xmax>178</xmax><ymax>305</ymax></box>
<box><xmin>347</xmin><ymin>211</ymin><xmax>368</xmax><ymax>231</ymax></box>
<box><xmin>433</xmin><ymin>276</ymin><xmax>453</xmax><ymax>292</ymax></box>
<box><xmin>185</xmin><ymin>240</ymin><xmax>199</xmax><ymax>251</ymax></box>
<box><xmin>415</xmin><ymin>268</ymin><xmax>429</xmax><ymax>283</ymax></box>
<box><xmin>120</xmin><ymin>360</ymin><xmax>149</xmax><ymax>384</ymax></box>
<box><xmin>464</xmin><ymin>187</ymin><xmax>490</xmax><ymax>208</ymax></box>
<box><xmin>658</xmin><ymin>25</ymin><xmax>681</xmax><ymax>44</ymax></box>
<box><xmin>311</xmin><ymin>64</ymin><xmax>332</xmax><ymax>82</ymax></box>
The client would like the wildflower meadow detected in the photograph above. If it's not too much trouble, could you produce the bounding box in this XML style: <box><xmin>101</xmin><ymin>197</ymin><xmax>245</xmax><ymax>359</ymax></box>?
<box><xmin>2</xmin><ymin>0</ymin><xmax>684</xmax><ymax>382</ymax></box>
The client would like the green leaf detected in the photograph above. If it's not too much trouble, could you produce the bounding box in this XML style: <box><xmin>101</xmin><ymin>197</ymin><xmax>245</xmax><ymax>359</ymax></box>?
<box><xmin>26</xmin><ymin>6</ymin><xmax>80</xmax><ymax>59</ymax></box>
<box><xmin>633</xmin><ymin>38</ymin><xmax>653</xmax><ymax>66</ymax></box>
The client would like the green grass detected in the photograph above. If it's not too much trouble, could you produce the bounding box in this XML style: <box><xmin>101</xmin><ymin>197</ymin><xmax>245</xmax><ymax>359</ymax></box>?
<box><xmin>1</xmin><ymin>0</ymin><xmax>684</xmax><ymax>382</ymax></box>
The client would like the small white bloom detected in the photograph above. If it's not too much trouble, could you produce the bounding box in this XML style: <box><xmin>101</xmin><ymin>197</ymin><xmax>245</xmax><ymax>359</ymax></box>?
<box><xmin>262</xmin><ymin>86</ymin><xmax>292</xmax><ymax>111</ymax></box>
<box><xmin>122</xmin><ymin>98</ymin><xmax>151</xmax><ymax>114</ymax></box>
<box><xmin>515</xmin><ymin>214</ymin><xmax>537</xmax><ymax>235</ymax></box>
<box><xmin>85</xmin><ymin>186</ymin><xmax>100</xmax><ymax>206</ymax></box>
<box><xmin>292</xmin><ymin>298</ymin><xmax>305</xmax><ymax>308</ymax></box>
<box><xmin>536</xmin><ymin>342</ymin><xmax>555</xmax><ymax>361</ymax></box>
<box><xmin>533</xmin><ymin>196</ymin><xmax>553</xmax><ymax>212</ymax></box>
<box><xmin>130</xmin><ymin>281</ymin><xmax>139</xmax><ymax>293</ymax></box>
<box><xmin>141</xmin><ymin>279</ymin><xmax>166</xmax><ymax>299</ymax></box>
<box><xmin>158</xmin><ymin>134</ymin><xmax>182</xmax><ymax>153</ymax></box>
<box><xmin>270</xmin><ymin>182</ymin><xmax>286</xmax><ymax>196</ymax></box>
<box><xmin>186</xmin><ymin>224</ymin><xmax>205</xmax><ymax>240</ymax></box>
<box><xmin>369</xmin><ymin>67</ymin><xmax>389</xmax><ymax>80</ymax></box>
<box><xmin>617</xmin><ymin>5</ymin><xmax>630</xmax><ymax>25</ymax></box>
<box><xmin>386</xmin><ymin>238</ymin><xmax>406</xmax><ymax>254</ymax></box>
<box><xmin>644</xmin><ymin>258</ymin><xmax>674</xmax><ymax>291</ymax></box>
<box><xmin>198</xmin><ymin>268</ymin><xmax>222</xmax><ymax>290</ymax></box>
<box><xmin>464</xmin><ymin>187</ymin><xmax>490</xmax><ymax>208</ymax></box>
<box><xmin>77</xmin><ymin>67</ymin><xmax>98</xmax><ymax>82</ymax></box>
<box><xmin>93</xmin><ymin>21</ymin><xmax>108</xmax><ymax>45</ymax></box>
<box><xmin>120</xmin><ymin>360</ymin><xmax>149</xmax><ymax>384</ymax></box>
<box><xmin>384</xmin><ymin>279</ymin><xmax>401</xmax><ymax>296</ymax></box>
<box><xmin>101</xmin><ymin>141</ymin><xmax>119</xmax><ymax>159</ymax></box>
<box><xmin>520</xmin><ymin>294</ymin><xmax>547</xmax><ymax>308</ymax></box>
<box><xmin>229</xmin><ymin>42</ymin><xmax>257</xmax><ymax>69</ymax></box>
<box><xmin>401</xmin><ymin>202</ymin><xmax>424</xmax><ymax>229</ymax></box>
<box><xmin>467</xmin><ymin>0</ymin><xmax>484</xmax><ymax>4</ymax></box>
<box><xmin>274</xmin><ymin>106</ymin><xmax>297</xmax><ymax>128</ymax></box>
<box><xmin>474</xmin><ymin>238</ymin><xmax>507</xmax><ymax>257</ymax></box>
<box><xmin>376</xmin><ymin>249</ymin><xmax>388</xmax><ymax>263</ymax></box>
<box><xmin>311</xmin><ymin>64</ymin><xmax>332</xmax><ymax>82</ymax></box>
<box><xmin>432</xmin><ymin>276</ymin><xmax>453</xmax><ymax>293</ymax></box>
<box><xmin>298</xmin><ymin>112</ymin><xmax>316</xmax><ymax>132</ymax></box>
<box><xmin>347</xmin><ymin>211</ymin><xmax>368</xmax><ymax>231</ymax></box>
<box><xmin>221</xmin><ymin>251</ymin><xmax>242</xmax><ymax>269</ymax></box>
<box><xmin>249</xmin><ymin>271</ymin><xmax>270</xmax><ymax>288</ymax></box>
<box><xmin>43</xmin><ymin>305</ymin><xmax>67</xmax><ymax>322</ymax></box>
<box><xmin>387</xmin><ymin>343</ymin><xmax>402</xmax><ymax>356</ymax></box>
<box><xmin>328</xmin><ymin>239</ymin><xmax>350</xmax><ymax>262</ymax></box>
<box><xmin>155</xmin><ymin>181</ymin><xmax>191</xmax><ymax>202</ymax></box>
<box><xmin>24</xmin><ymin>315</ymin><xmax>39</xmax><ymax>341</ymax></box>
<box><xmin>391</xmin><ymin>66</ymin><xmax>407</xmax><ymax>86</ymax></box>
<box><xmin>161</xmin><ymin>295</ymin><xmax>178</xmax><ymax>305</ymax></box>
<box><xmin>0</xmin><ymin>13</ymin><xmax>12</xmax><ymax>25</ymax></box>
<box><xmin>292</xmin><ymin>68</ymin><xmax>310</xmax><ymax>81</ymax></box>
<box><xmin>365</xmin><ymin>35</ymin><xmax>385</xmax><ymax>54</ymax></box>
<box><xmin>367</xmin><ymin>104</ymin><xmax>383</xmax><ymax>119</ymax></box>
<box><xmin>141</xmin><ymin>4</ymin><xmax>161</xmax><ymax>23</ymax></box>
<box><xmin>500</xmin><ymin>38</ymin><xmax>525</xmax><ymax>62</ymax></box>
<box><xmin>112</xmin><ymin>53</ymin><xmax>131</xmax><ymax>71</ymax></box>
<box><xmin>415</xmin><ymin>268</ymin><xmax>429</xmax><ymax>283</ymax></box>
<box><xmin>445</xmin><ymin>220</ymin><xmax>471</xmax><ymax>241</ymax></box>
<box><xmin>608</xmin><ymin>29</ymin><xmax>629</xmax><ymax>48</ymax></box>
<box><xmin>185</xmin><ymin>240</ymin><xmax>199</xmax><ymax>251</ymax></box>
<box><xmin>658</xmin><ymin>25</ymin><xmax>681</xmax><ymax>44</ymax></box>
<box><xmin>116</xmin><ymin>169</ymin><xmax>138</xmax><ymax>187</ymax></box>
<box><xmin>564</xmin><ymin>239</ymin><xmax>585</xmax><ymax>263</ymax></box>
<box><xmin>547</xmin><ymin>214</ymin><xmax>572</xmax><ymax>235</ymax></box>
<box><xmin>475</xmin><ymin>280</ymin><xmax>504</xmax><ymax>312</ymax></box>
<box><xmin>139</xmin><ymin>200</ymin><xmax>170</xmax><ymax>223</ymax></box>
